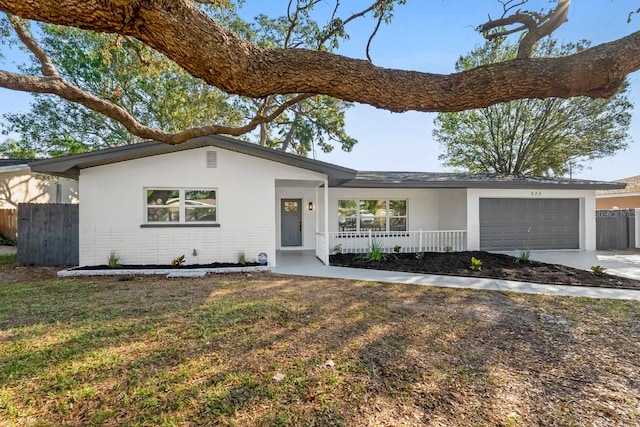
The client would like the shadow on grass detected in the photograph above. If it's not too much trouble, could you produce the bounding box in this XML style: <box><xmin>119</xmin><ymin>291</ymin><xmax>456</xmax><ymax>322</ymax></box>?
<box><xmin>0</xmin><ymin>272</ymin><xmax>639</xmax><ymax>425</ymax></box>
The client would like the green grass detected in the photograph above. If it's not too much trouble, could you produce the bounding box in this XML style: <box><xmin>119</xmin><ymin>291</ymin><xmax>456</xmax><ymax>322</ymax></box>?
<box><xmin>0</xmin><ymin>254</ymin><xmax>16</xmax><ymax>270</ymax></box>
<box><xmin>1</xmin><ymin>269</ymin><xmax>639</xmax><ymax>425</ymax></box>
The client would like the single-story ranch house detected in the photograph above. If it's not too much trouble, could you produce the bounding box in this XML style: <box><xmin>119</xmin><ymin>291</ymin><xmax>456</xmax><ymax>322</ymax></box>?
<box><xmin>30</xmin><ymin>136</ymin><xmax>625</xmax><ymax>267</ymax></box>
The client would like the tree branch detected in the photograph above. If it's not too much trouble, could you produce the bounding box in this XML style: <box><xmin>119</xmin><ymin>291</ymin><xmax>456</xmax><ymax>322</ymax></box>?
<box><xmin>480</xmin><ymin>0</ymin><xmax>570</xmax><ymax>58</ymax></box>
<box><xmin>0</xmin><ymin>0</ymin><xmax>638</xmax><ymax>118</ymax></box>
<box><xmin>0</xmin><ymin>67</ymin><xmax>311</xmax><ymax>144</ymax></box>
<box><xmin>8</xmin><ymin>15</ymin><xmax>59</xmax><ymax>77</ymax></box>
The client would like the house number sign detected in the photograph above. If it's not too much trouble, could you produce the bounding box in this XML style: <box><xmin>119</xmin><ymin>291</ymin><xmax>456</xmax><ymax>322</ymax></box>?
<box><xmin>530</xmin><ymin>191</ymin><xmax>542</xmax><ymax>196</ymax></box>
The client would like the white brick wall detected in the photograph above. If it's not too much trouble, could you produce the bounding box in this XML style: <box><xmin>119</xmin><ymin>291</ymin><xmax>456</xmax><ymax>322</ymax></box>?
<box><xmin>81</xmin><ymin>225</ymin><xmax>274</xmax><ymax>266</ymax></box>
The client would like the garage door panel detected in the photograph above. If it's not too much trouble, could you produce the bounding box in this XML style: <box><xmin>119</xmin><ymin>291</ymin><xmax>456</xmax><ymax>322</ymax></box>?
<box><xmin>479</xmin><ymin>198</ymin><xmax>579</xmax><ymax>250</ymax></box>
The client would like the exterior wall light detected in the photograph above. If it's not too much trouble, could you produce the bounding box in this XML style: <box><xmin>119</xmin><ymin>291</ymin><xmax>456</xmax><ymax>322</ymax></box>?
<box><xmin>308</xmin><ymin>202</ymin><xmax>314</xmax><ymax>211</ymax></box>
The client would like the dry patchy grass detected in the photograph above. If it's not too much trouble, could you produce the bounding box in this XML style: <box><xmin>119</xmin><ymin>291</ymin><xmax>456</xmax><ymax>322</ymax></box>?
<box><xmin>0</xmin><ymin>267</ymin><xmax>639</xmax><ymax>426</ymax></box>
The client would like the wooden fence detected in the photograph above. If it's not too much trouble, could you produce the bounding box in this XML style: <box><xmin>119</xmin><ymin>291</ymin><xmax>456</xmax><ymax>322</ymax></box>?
<box><xmin>0</xmin><ymin>208</ymin><xmax>18</xmax><ymax>241</ymax></box>
<box><xmin>17</xmin><ymin>204</ymin><xmax>79</xmax><ymax>266</ymax></box>
<box><xmin>595</xmin><ymin>209</ymin><xmax>636</xmax><ymax>250</ymax></box>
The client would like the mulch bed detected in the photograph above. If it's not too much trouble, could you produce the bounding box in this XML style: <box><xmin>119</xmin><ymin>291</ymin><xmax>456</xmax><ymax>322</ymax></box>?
<box><xmin>330</xmin><ymin>251</ymin><xmax>640</xmax><ymax>290</ymax></box>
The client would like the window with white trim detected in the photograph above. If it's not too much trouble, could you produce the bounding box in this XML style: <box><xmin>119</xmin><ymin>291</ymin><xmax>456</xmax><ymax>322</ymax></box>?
<box><xmin>338</xmin><ymin>199</ymin><xmax>407</xmax><ymax>232</ymax></box>
<box><xmin>146</xmin><ymin>188</ymin><xmax>217</xmax><ymax>223</ymax></box>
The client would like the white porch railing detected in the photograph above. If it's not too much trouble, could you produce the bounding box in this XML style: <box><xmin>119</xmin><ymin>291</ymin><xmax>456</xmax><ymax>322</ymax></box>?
<box><xmin>325</xmin><ymin>230</ymin><xmax>467</xmax><ymax>254</ymax></box>
<box><xmin>315</xmin><ymin>232</ymin><xmax>328</xmax><ymax>264</ymax></box>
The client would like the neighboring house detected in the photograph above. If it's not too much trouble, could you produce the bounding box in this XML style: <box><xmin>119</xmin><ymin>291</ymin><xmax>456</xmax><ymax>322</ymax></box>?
<box><xmin>0</xmin><ymin>159</ymin><xmax>78</xmax><ymax>208</ymax></box>
<box><xmin>596</xmin><ymin>175</ymin><xmax>640</xmax><ymax>209</ymax></box>
<box><xmin>29</xmin><ymin>136</ymin><xmax>624</xmax><ymax>267</ymax></box>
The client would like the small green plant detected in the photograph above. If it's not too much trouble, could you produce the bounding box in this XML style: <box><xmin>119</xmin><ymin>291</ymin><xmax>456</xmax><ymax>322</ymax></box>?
<box><xmin>332</xmin><ymin>244</ymin><xmax>342</xmax><ymax>255</ymax></box>
<box><xmin>590</xmin><ymin>265</ymin><xmax>606</xmax><ymax>276</ymax></box>
<box><xmin>171</xmin><ymin>254</ymin><xmax>186</xmax><ymax>267</ymax></box>
<box><xmin>415</xmin><ymin>252</ymin><xmax>425</xmax><ymax>260</ymax></box>
<box><xmin>357</xmin><ymin>239</ymin><xmax>388</xmax><ymax>262</ymax></box>
<box><xmin>518</xmin><ymin>248</ymin><xmax>531</xmax><ymax>263</ymax></box>
<box><xmin>0</xmin><ymin>253</ymin><xmax>17</xmax><ymax>269</ymax></box>
<box><xmin>470</xmin><ymin>257</ymin><xmax>483</xmax><ymax>271</ymax></box>
<box><xmin>237</xmin><ymin>251</ymin><xmax>247</xmax><ymax>265</ymax></box>
<box><xmin>0</xmin><ymin>234</ymin><xmax>16</xmax><ymax>246</ymax></box>
<box><xmin>393</xmin><ymin>245</ymin><xmax>401</xmax><ymax>253</ymax></box>
<box><xmin>107</xmin><ymin>251</ymin><xmax>121</xmax><ymax>268</ymax></box>
<box><xmin>516</xmin><ymin>228</ymin><xmax>532</xmax><ymax>264</ymax></box>
<box><xmin>444</xmin><ymin>246</ymin><xmax>453</xmax><ymax>253</ymax></box>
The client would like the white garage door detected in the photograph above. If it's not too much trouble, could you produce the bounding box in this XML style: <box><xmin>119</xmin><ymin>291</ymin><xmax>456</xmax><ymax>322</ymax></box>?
<box><xmin>479</xmin><ymin>198</ymin><xmax>580</xmax><ymax>250</ymax></box>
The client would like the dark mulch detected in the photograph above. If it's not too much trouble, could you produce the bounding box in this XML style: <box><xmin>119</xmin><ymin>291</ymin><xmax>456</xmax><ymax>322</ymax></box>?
<box><xmin>330</xmin><ymin>251</ymin><xmax>640</xmax><ymax>290</ymax></box>
<box><xmin>74</xmin><ymin>261</ymin><xmax>260</xmax><ymax>270</ymax></box>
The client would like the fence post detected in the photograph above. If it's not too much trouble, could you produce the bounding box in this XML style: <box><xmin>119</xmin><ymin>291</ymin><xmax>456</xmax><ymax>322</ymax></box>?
<box><xmin>419</xmin><ymin>229</ymin><xmax>423</xmax><ymax>252</ymax></box>
<box><xmin>368</xmin><ymin>229</ymin><xmax>372</xmax><ymax>247</ymax></box>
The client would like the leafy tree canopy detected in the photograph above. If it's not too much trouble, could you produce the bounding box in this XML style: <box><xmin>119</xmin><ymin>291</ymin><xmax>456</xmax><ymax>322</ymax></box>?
<box><xmin>0</xmin><ymin>2</ymin><xmax>357</xmax><ymax>158</ymax></box>
<box><xmin>434</xmin><ymin>37</ymin><xmax>632</xmax><ymax>176</ymax></box>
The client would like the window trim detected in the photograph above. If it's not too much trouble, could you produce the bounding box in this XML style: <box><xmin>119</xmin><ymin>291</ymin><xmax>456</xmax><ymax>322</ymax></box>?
<box><xmin>338</xmin><ymin>199</ymin><xmax>407</xmax><ymax>232</ymax></box>
<box><xmin>144</xmin><ymin>187</ymin><xmax>218</xmax><ymax>225</ymax></box>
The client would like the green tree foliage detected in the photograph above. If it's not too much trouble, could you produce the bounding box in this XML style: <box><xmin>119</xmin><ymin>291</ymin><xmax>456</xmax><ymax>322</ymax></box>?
<box><xmin>433</xmin><ymin>38</ymin><xmax>632</xmax><ymax>176</ymax></box>
<box><xmin>0</xmin><ymin>3</ymin><xmax>357</xmax><ymax>158</ymax></box>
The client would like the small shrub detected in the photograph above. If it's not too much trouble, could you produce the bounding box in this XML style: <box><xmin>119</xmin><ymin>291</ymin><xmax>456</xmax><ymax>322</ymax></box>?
<box><xmin>470</xmin><ymin>257</ymin><xmax>483</xmax><ymax>271</ymax></box>
<box><xmin>518</xmin><ymin>249</ymin><xmax>531</xmax><ymax>263</ymax></box>
<box><xmin>357</xmin><ymin>239</ymin><xmax>388</xmax><ymax>262</ymax></box>
<box><xmin>393</xmin><ymin>245</ymin><xmax>401</xmax><ymax>253</ymax></box>
<box><xmin>107</xmin><ymin>251</ymin><xmax>121</xmax><ymax>268</ymax></box>
<box><xmin>237</xmin><ymin>251</ymin><xmax>247</xmax><ymax>265</ymax></box>
<box><xmin>0</xmin><ymin>234</ymin><xmax>16</xmax><ymax>246</ymax></box>
<box><xmin>415</xmin><ymin>252</ymin><xmax>425</xmax><ymax>260</ymax></box>
<box><xmin>444</xmin><ymin>246</ymin><xmax>453</xmax><ymax>253</ymax></box>
<box><xmin>171</xmin><ymin>255</ymin><xmax>186</xmax><ymax>267</ymax></box>
<box><xmin>590</xmin><ymin>265</ymin><xmax>606</xmax><ymax>276</ymax></box>
<box><xmin>332</xmin><ymin>244</ymin><xmax>342</xmax><ymax>255</ymax></box>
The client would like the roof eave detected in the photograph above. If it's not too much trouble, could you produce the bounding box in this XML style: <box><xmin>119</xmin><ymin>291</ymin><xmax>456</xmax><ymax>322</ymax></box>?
<box><xmin>336</xmin><ymin>181</ymin><xmax>626</xmax><ymax>190</ymax></box>
<box><xmin>29</xmin><ymin>136</ymin><xmax>358</xmax><ymax>181</ymax></box>
<box><xmin>0</xmin><ymin>164</ymin><xmax>31</xmax><ymax>174</ymax></box>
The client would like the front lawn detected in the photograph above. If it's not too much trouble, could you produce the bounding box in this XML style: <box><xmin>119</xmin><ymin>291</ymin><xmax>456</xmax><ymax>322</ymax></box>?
<box><xmin>1</xmin><ymin>267</ymin><xmax>639</xmax><ymax>426</ymax></box>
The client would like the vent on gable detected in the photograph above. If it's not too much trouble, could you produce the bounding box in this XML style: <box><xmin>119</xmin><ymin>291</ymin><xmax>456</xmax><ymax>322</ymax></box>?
<box><xmin>206</xmin><ymin>151</ymin><xmax>217</xmax><ymax>168</ymax></box>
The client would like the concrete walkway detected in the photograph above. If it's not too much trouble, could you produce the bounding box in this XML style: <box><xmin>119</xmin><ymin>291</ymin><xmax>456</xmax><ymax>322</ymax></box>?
<box><xmin>273</xmin><ymin>250</ymin><xmax>640</xmax><ymax>301</ymax></box>
<box><xmin>0</xmin><ymin>245</ymin><xmax>16</xmax><ymax>255</ymax></box>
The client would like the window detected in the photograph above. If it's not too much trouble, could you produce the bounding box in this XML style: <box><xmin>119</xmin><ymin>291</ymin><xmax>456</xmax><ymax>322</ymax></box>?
<box><xmin>338</xmin><ymin>199</ymin><xmax>407</xmax><ymax>232</ymax></box>
<box><xmin>146</xmin><ymin>188</ymin><xmax>216</xmax><ymax>223</ymax></box>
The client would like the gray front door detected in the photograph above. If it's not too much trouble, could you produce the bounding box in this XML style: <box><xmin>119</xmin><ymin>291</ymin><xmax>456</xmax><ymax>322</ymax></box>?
<box><xmin>281</xmin><ymin>199</ymin><xmax>302</xmax><ymax>246</ymax></box>
<box><xmin>479</xmin><ymin>198</ymin><xmax>580</xmax><ymax>250</ymax></box>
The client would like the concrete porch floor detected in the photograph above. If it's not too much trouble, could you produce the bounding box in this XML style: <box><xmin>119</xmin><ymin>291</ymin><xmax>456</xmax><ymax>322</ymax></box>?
<box><xmin>273</xmin><ymin>250</ymin><xmax>640</xmax><ymax>301</ymax></box>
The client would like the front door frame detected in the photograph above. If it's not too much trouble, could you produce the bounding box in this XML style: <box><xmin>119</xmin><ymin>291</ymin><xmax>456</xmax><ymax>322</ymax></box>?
<box><xmin>281</xmin><ymin>198</ymin><xmax>303</xmax><ymax>247</ymax></box>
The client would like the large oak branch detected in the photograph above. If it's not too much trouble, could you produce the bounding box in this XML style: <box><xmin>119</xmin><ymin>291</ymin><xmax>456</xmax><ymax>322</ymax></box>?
<box><xmin>1</xmin><ymin>0</ymin><xmax>640</xmax><ymax>113</ymax></box>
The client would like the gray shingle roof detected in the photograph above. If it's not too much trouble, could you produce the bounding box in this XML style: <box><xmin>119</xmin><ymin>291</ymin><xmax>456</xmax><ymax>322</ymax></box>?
<box><xmin>29</xmin><ymin>136</ymin><xmax>357</xmax><ymax>185</ymax></box>
<box><xmin>0</xmin><ymin>159</ymin><xmax>30</xmax><ymax>167</ymax></box>
<box><xmin>341</xmin><ymin>171</ymin><xmax>625</xmax><ymax>189</ymax></box>
<box><xmin>28</xmin><ymin>137</ymin><xmax>625</xmax><ymax>190</ymax></box>
<box><xmin>596</xmin><ymin>175</ymin><xmax>640</xmax><ymax>195</ymax></box>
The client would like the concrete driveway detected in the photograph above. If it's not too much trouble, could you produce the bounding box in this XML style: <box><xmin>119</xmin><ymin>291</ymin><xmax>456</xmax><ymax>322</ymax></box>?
<box><xmin>504</xmin><ymin>250</ymin><xmax>640</xmax><ymax>280</ymax></box>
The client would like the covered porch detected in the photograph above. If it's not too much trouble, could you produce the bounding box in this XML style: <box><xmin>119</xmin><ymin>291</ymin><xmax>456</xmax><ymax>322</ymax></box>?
<box><xmin>309</xmin><ymin>187</ymin><xmax>469</xmax><ymax>265</ymax></box>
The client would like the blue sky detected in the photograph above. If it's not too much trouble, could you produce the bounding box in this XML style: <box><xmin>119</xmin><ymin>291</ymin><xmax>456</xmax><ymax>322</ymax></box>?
<box><xmin>1</xmin><ymin>1</ymin><xmax>638</xmax><ymax>180</ymax></box>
